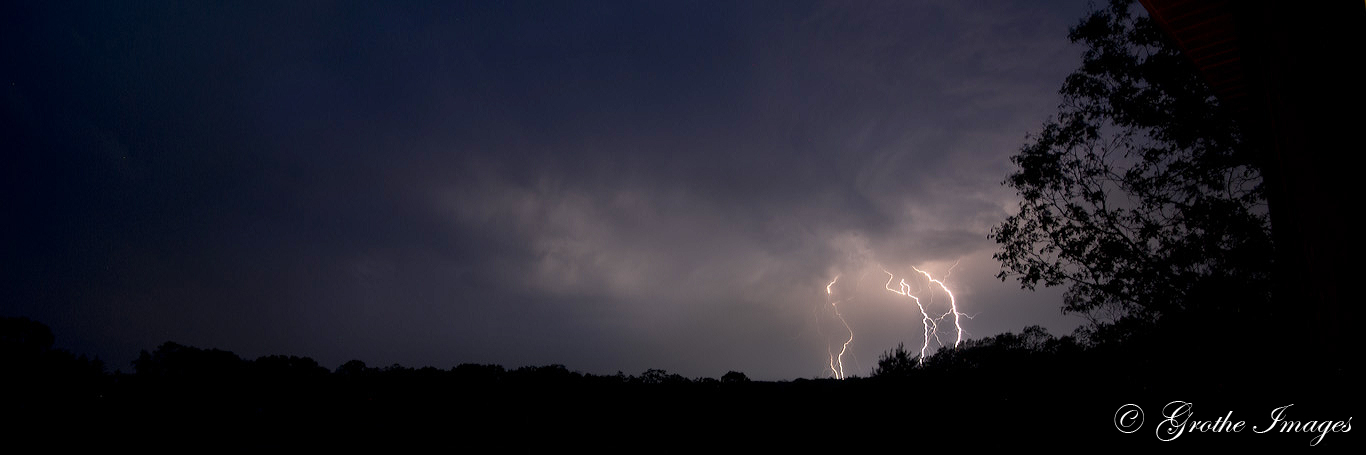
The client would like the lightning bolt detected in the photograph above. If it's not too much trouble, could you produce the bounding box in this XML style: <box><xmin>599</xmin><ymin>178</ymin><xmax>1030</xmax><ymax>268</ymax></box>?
<box><xmin>815</xmin><ymin>264</ymin><xmax>970</xmax><ymax>374</ymax></box>
<box><xmin>915</xmin><ymin>265</ymin><xmax>966</xmax><ymax>348</ymax></box>
<box><xmin>884</xmin><ymin>270</ymin><xmax>937</xmax><ymax>362</ymax></box>
<box><xmin>824</xmin><ymin>275</ymin><xmax>855</xmax><ymax>379</ymax></box>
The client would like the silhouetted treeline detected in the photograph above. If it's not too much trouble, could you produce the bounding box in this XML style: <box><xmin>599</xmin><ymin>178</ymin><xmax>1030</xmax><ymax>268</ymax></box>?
<box><xmin>870</xmin><ymin>321</ymin><xmax>1353</xmax><ymax>399</ymax></box>
<box><xmin>2</xmin><ymin>316</ymin><xmax>1355</xmax><ymax>450</ymax></box>
<box><xmin>1</xmin><ymin>317</ymin><xmax>108</xmax><ymax>402</ymax></box>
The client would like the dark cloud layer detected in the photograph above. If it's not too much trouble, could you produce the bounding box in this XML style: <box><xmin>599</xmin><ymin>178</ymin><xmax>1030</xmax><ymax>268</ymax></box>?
<box><xmin>5</xmin><ymin>1</ymin><xmax>1089</xmax><ymax>379</ymax></box>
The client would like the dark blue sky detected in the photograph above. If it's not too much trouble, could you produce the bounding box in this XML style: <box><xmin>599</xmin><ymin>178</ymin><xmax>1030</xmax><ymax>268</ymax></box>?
<box><xmin>4</xmin><ymin>0</ymin><xmax>1094</xmax><ymax>379</ymax></box>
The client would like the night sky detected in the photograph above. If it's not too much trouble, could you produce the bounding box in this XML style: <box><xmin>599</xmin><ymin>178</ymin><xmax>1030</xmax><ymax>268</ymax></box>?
<box><xmin>4</xmin><ymin>1</ymin><xmax>1095</xmax><ymax>380</ymax></box>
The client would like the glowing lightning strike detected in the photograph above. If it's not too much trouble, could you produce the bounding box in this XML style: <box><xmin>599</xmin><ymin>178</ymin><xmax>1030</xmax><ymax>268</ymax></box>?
<box><xmin>813</xmin><ymin>265</ymin><xmax>971</xmax><ymax>374</ymax></box>
<box><xmin>884</xmin><ymin>270</ymin><xmax>937</xmax><ymax>363</ymax></box>
<box><xmin>914</xmin><ymin>266</ymin><xmax>966</xmax><ymax>348</ymax></box>
<box><xmin>824</xmin><ymin>275</ymin><xmax>855</xmax><ymax>379</ymax></box>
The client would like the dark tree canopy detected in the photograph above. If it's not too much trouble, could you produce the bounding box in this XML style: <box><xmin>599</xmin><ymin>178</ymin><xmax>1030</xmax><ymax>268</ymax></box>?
<box><xmin>990</xmin><ymin>0</ymin><xmax>1272</xmax><ymax>327</ymax></box>
<box><xmin>871</xmin><ymin>343</ymin><xmax>918</xmax><ymax>379</ymax></box>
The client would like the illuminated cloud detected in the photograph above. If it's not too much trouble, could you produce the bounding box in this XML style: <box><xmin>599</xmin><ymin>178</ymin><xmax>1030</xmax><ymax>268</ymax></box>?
<box><xmin>5</xmin><ymin>0</ymin><xmax>1090</xmax><ymax>379</ymax></box>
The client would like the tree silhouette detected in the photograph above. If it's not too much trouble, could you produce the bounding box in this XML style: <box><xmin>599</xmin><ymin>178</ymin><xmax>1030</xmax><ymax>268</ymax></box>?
<box><xmin>871</xmin><ymin>343</ymin><xmax>918</xmax><ymax>379</ymax></box>
<box><xmin>132</xmin><ymin>341</ymin><xmax>247</xmax><ymax>379</ymax></box>
<box><xmin>1</xmin><ymin>317</ymin><xmax>106</xmax><ymax>406</ymax></box>
<box><xmin>636</xmin><ymin>368</ymin><xmax>689</xmax><ymax>385</ymax></box>
<box><xmin>0</xmin><ymin>316</ymin><xmax>56</xmax><ymax>356</ymax></box>
<box><xmin>989</xmin><ymin>0</ymin><xmax>1272</xmax><ymax>332</ymax></box>
<box><xmin>335</xmin><ymin>359</ymin><xmax>375</xmax><ymax>376</ymax></box>
<box><xmin>720</xmin><ymin>371</ymin><xmax>750</xmax><ymax>384</ymax></box>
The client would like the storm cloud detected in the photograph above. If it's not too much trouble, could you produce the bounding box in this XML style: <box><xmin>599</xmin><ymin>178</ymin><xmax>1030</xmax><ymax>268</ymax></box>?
<box><xmin>4</xmin><ymin>0</ymin><xmax>1089</xmax><ymax>379</ymax></box>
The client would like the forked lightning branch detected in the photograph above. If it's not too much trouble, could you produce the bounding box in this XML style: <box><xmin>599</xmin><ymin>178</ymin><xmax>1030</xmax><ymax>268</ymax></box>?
<box><xmin>819</xmin><ymin>261</ymin><xmax>971</xmax><ymax>378</ymax></box>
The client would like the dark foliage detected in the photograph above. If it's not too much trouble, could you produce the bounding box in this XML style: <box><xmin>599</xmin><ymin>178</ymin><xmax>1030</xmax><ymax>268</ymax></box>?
<box><xmin>132</xmin><ymin>341</ymin><xmax>248</xmax><ymax>379</ymax></box>
<box><xmin>872</xmin><ymin>326</ymin><xmax>1083</xmax><ymax>379</ymax></box>
<box><xmin>870</xmin><ymin>342</ymin><xmax>918</xmax><ymax>379</ymax></box>
<box><xmin>4</xmin><ymin>316</ymin><xmax>1354</xmax><ymax>449</ymax></box>
<box><xmin>1</xmin><ymin>316</ymin><xmax>107</xmax><ymax>401</ymax></box>
<box><xmin>720</xmin><ymin>370</ymin><xmax>750</xmax><ymax>383</ymax></box>
<box><xmin>989</xmin><ymin>0</ymin><xmax>1273</xmax><ymax>331</ymax></box>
